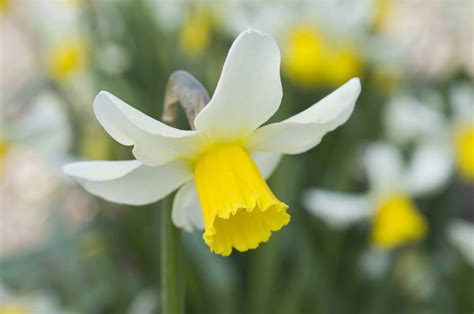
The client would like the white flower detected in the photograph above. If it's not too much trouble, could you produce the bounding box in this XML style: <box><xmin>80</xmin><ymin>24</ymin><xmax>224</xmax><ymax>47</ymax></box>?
<box><xmin>221</xmin><ymin>2</ymin><xmax>369</xmax><ymax>86</ymax></box>
<box><xmin>385</xmin><ymin>83</ymin><xmax>474</xmax><ymax>181</ymax></box>
<box><xmin>64</xmin><ymin>29</ymin><xmax>361</xmax><ymax>256</ymax></box>
<box><xmin>1</xmin><ymin>92</ymin><xmax>72</xmax><ymax>166</ymax></box>
<box><xmin>303</xmin><ymin>142</ymin><xmax>449</xmax><ymax>249</ymax></box>
<box><xmin>447</xmin><ymin>220</ymin><xmax>474</xmax><ymax>267</ymax></box>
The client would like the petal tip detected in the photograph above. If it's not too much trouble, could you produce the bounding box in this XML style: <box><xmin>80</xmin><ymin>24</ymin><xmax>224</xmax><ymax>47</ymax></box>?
<box><xmin>348</xmin><ymin>77</ymin><xmax>362</xmax><ymax>92</ymax></box>
<box><xmin>241</xmin><ymin>27</ymin><xmax>271</xmax><ymax>40</ymax></box>
<box><xmin>62</xmin><ymin>163</ymin><xmax>74</xmax><ymax>176</ymax></box>
<box><xmin>94</xmin><ymin>90</ymin><xmax>110</xmax><ymax>104</ymax></box>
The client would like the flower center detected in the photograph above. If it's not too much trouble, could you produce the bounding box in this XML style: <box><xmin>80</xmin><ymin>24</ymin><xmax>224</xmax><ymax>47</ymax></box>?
<box><xmin>194</xmin><ymin>144</ymin><xmax>290</xmax><ymax>256</ymax></box>
<box><xmin>455</xmin><ymin>125</ymin><xmax>474</xmax><ymax>181</ymax></box>
<box><xmin>371</xmin><ymin>194</ymin><xmax>427</xmax><ymax>250</ymax></box>
<box><xmin>284</xmin><ymin>26</ymin><xmax>325</xmax><ymax>85</ymax></box>
<box><xmin>47</xmin><ymin>39</ymin><xmax>87</xmax><ymax>80</ymax></box>
<box><xmin>179</xmin><ymin>10</ymin><xmax>211</xmax><ymax>58</ymax></box>
<box><xmin>283</xmin><ymin>25</ymin><xmax>362</xmax><ymax>86</ymax></box>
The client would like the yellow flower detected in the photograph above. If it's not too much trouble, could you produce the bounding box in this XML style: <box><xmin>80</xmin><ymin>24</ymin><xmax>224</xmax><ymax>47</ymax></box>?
<box><xmin>64</xmin><ymin>29</ymin><xmax>361</xmax><ymax>256</ymax></box>
<box><xmin>46</xmin><ymin>39</ymin><xmax>88</xmax><ymax>80</ymax></box>
<box><xmin>179</xmin><ymin>11</ymin><xmax>211</xmax><ymax>58</ymax></box>
<box><xmin>372</xmin><ymin>194</ymin><xmax>427</xmax><ymax>249</ymax></box>
<box><xmin>455</xmin><ymin>125</ymin><xmax>474</xmax><ymax>181</ymax></box>
<box><xmin>283</xmin><ymin>25</ymin><xmax>362</xmax><ymax>87</ymax></box>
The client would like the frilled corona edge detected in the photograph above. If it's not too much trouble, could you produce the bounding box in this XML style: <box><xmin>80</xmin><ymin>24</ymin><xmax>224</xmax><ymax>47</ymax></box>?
<box><xmin>194</xmin><ymin>144</ymin><xmax>290</xmax><ymax>256</ymax></box>
<box><xmin>203</xmin><ymin>200</ymin><xmax>290</xmax><ymax>256</ymax></box>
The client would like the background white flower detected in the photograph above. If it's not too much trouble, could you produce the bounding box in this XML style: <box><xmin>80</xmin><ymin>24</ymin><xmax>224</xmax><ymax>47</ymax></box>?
<box><xmin>303</xmin><ymin>142</ymin><xmax>450</xmax><ymax>249</ymax></box>
<box><xmin>385</xmin><ymin>83</ymin><xmax>474</xmax><ymax>181</ymax></box>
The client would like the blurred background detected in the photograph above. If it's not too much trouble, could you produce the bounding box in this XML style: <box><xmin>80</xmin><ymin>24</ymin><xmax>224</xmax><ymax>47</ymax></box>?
<box><xmin>0</xmin><ymin>0</ymin><xmax>473</xmax><ymax>313</ymax></box>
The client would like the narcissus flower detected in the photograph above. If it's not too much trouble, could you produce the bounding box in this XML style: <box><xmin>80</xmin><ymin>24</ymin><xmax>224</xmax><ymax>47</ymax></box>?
<box><xmin>46</xmin><ymin>38</ymin><xmax>89</xmax><ymax>81</ymax></box>
<box><xmin>179</xmin><ymin>10</ymin><xmax>212</xmax><ymax>58</ymax></box>
<box><xmin>386</xmin><ymin>84</ymin><xmax>474</xmax><ymax>181</ymax></box>
<box><xmin>64</xmin><ymin>29</ymin><xmax>361</xmax><ymax>256</ymax></box>
<box><xmin>283</xmin><ymin>24</ymin><xmax>362</xmax><ymax>87</ymax></box>
<box><xmin>221</xmin><ymin>3</ymin><xmax>367</xmax><ymax>87</ymax></box>
<box><xmin>304</xmin><ymin>142</ymin><xmax>451</xmax><ymax>250</ymax></box>
<box><xmin>0</xmin><ymin>92</ymin><xmax>71</xmax><ymax>169</ymax></box>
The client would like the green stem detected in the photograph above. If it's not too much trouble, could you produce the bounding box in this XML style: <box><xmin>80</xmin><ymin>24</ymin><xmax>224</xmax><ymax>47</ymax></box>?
<box><xmin>160</xmin><ymin>194</ymin><xmax>184</xmax><ymax>314</ymax></box>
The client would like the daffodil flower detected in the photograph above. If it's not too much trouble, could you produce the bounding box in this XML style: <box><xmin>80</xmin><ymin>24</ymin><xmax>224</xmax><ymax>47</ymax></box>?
<box><xmin>64</xmin><ymin>29</ymin><xmax>361</xmax><ymax>256</ymax></box>
<box><xmin>385</xmin><ymin>84</ymin><xmax>474</xmax><ymax>181</ymax></box>
<box><xmin>150</xmin><ymin>3</ymin><xmax>213</xmax><ymax>58</ymax></box>
<box><xmin>303</xmin><ymin>142</ymin><xmax>451</xmax><ymax>250</ymax></box>
<box><xmin>283</xmin><ymin>24</ymin><xmax>362</xmax><ymax>87</ymax></box>
<box><xmin>0</xmin><ymin>92</ymin><xmax>71</xmax><ymax>169</ymax></box>
<box><xmin>46</xmin><ymin>38</ymin><xmax>89</xmax><ymax>81</ymax></box>
<box><xmin>222</xmin><ymin>3</ymin><xmax>368</xmax><ymax>87</ymax></box>
<box><xmin>179</xmin><ymin>9</ymin><xmax>212</xmax><ymax>58</ymax></box>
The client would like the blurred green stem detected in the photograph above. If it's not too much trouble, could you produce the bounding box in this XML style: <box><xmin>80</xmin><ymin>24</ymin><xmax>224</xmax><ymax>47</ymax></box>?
<box><xmin>160</xmin><ymin>195</ymin><xmax>184</xmax><ymax>314</ymax></box>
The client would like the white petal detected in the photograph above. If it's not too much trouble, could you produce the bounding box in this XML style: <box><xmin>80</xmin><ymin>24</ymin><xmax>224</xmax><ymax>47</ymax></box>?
<box><xmin>251</xmin><ymin>152</ymin><xmax>282</xmax><ymax>179</ymax></box>
<box><xmin>404</xmin><ymin>141</ymin><xmax>454</xmax><ymax>196</ymax></box>
<box><xmin>194</xmin><ymin>29</ymin><xmax>282</xmax><ymax>141</ymax></box>
<box><xmin>363</xmin><ymin>143</ymin><xmax>403</xmax><ymax>195</ymax></box>
<box><xmin>94</xmin><ymin>91</ymin><xmax>205</xmax><ymax>166</ymax></box>
<box><xmin>63</xmin><ymin>160</ymin><xmax>192</xmax><ymax>205</ymax></box>
<box><xmin>172</xmin><ymin>181</ymin><xmax>204</xmax><ymax>232</ymax></box>
<box><xmin>302</xmin><ymin>189</ymin><xmax>372</xmax><ymax>229</ymax></box>
<box><xmin>448</xmin><ymin>220</ymin><xmax>474</xmax><ymax>267</ymax></box>
<box><xmin>385</xmin><ymin>95</ymin><xmax>447</xmax><ymax>144</ymax></box>
<box><xmin>247</xmin><ymin>78</ymin><xmax>361</xmax><ymax>154</ymax></box>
